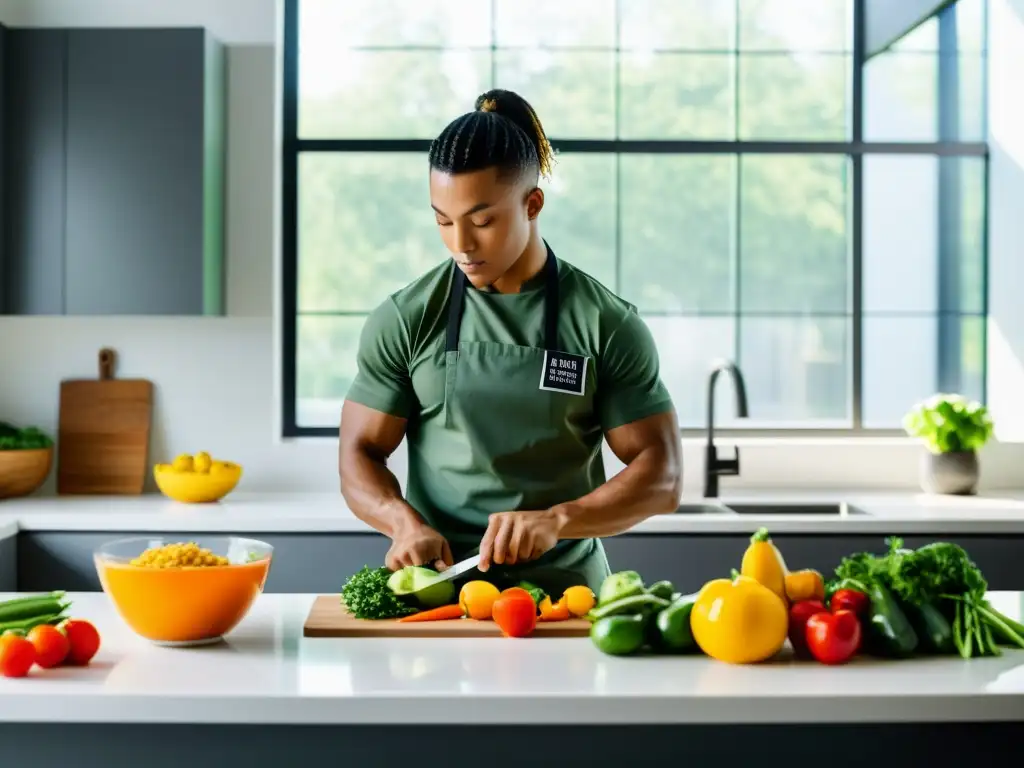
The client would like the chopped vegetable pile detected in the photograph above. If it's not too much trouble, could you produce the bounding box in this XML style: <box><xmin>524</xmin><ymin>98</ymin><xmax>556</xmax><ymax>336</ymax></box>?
<box><xmin>340</xmin><ymin>566</ymin><xmax>416</xmax><ymax>620</ymax></box>
<box><xmin>829</xmin><ymin>537</ymin><xmax>1024</xmax><ymax>659</ymax></box>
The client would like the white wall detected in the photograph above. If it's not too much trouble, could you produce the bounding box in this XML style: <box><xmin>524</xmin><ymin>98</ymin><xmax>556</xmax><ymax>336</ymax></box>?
<box><xmin>1</xmin><ymin>0</ymin><xmax>1022</xmax><ymax>496</ymax></box>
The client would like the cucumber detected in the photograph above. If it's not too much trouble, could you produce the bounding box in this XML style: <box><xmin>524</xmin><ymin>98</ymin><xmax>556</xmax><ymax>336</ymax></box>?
<box><xmin>587</xmin><ymin>593</ymin><xmax>671</xmax><ymax>621</ymax></box>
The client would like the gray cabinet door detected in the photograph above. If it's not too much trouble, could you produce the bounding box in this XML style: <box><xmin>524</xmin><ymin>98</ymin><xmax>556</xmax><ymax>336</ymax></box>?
<box><xmin>64</xmin><ymin>29</ymin><xmax>212</xmax><ymax>315</ymax></box>
<box><xmin>3</xmin><ymin>30</ymin><xmax>67</xmax><ymax>315</ymax></box>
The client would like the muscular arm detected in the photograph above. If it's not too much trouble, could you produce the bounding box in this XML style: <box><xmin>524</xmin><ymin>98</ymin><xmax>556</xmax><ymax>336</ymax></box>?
<box><xmin>550</xmin><ymin>410</ymin><xmax>683</xmax><ymax>539</ymax></box>
<box><xmin>338</xmin><ymin>400</ymin><xmax>421</xmax><ymax>537</ymax></box>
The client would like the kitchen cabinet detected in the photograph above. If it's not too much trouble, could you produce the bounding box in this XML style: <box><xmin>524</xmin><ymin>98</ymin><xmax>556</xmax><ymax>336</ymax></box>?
<box><xmin>15</xmin><ymin>531</ymin><xmax>1024</xmax><ymax>594</ymax></box>
<box><xmin>1</xmin><ymin>27</ymin><xmax>226</xmax><ymax>316</ymax></box>
<box><xmin>0</xmin><ymin>535</ymin><xmax>14</xmax><ymax>592</ymax></box>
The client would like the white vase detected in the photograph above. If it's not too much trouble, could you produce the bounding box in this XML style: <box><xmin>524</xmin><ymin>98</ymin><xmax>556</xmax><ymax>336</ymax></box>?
<box><xmin>920</xmin><ymin>450</ymin><xmax>979</xmax><ymax>495</ymax></box>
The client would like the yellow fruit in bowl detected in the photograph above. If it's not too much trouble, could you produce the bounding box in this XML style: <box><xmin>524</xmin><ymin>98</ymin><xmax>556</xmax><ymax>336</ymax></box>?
<box><xmin>154</xmin><ymin>459</ymin><xmax>242</xmax><ymax>504</ymax></box>
<box><xmin>194</xmin><ymin>451</ymin><xmax>212</xmax><ymax>473</ymax></box>
<box><xmin>172</xmin><ymin>454</ymin><xmax>193</xmax><ymax>472</ymax></box>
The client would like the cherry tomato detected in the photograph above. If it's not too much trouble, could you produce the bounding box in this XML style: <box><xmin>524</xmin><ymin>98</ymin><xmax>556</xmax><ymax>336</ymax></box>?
<box><xmin>830</xmin><ymin>588</ymin><xmax>870</xmax><ymax>617</ymax></box>
<box><xmin>787</xmin><ymin>599</ymin><xmax>827</xmax><ymax>656</ymax></box>
<box><xmin>58</xmin><ymin>619</ymin><xmax>101</xmax><ymax>665</ymax></box>
<box><xmin>0</xmin><ymin>634</ymin><xmax>37</xmax><ymax>678</ymax></box>
<box><xmin>26</xmin><ymin>624</ymin><xmax>70</xmax><ymax>669</ymax></box>
<box><xmin>806</xmin><ymin>609</ymin><xmax>861</xmax><ymax>665</ymax></box>
<box><xmin>492</xmin><ymin>590</ymin><xmax>538</xmax><ymax>638</ymax></box>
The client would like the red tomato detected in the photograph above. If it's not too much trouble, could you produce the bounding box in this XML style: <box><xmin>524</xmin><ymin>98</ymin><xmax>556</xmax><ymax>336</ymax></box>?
<box><xmin>806</xmin><ymin>609</ymin><xmax>861</xmax><ymax>665</ymax></box>
<box><xmin>492</xmin><ymin>591</ymin><xmax>538</xmax><ymax>638</ymax></box>
<box><xmin>0</xmin><ymin>634</ymin><xmax>37</xmax><ymax>678</ymax></box>
<box><xmin>787</xmin><ymin>599</ymin><xmax>827</xmax><ymax>656</ymax></box>
<box><xmin>59</xmin><ymin>619</ymin><xmax>101</xmax><ymax>665</ymax></box>
<box><xmin>26</xmin><ymin>624</ymin><xmax>70</xmax><ymax>669</ymax></box>
<box><xmin>830</xmin><ymin>588</ymin><xmax>870</xmax><ymax>617</ymax></box>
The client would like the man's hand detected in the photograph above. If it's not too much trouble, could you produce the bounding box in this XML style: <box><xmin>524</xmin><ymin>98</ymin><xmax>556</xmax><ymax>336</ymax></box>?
<box><xmin>478</xmin><ymin>510</ymin><xmax>562</xmax><ymax>572</ymax></box>
<box><xmin>386</xmin><ymin>521</ymin><xmax>454</xmax><ymax>572</ymax></box>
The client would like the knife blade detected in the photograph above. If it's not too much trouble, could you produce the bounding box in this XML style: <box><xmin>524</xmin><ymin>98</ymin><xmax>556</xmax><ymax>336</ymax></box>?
<box><xmin>416</xmin><ymin>553</ymin><xmax>481</xmax><ymax>589</ymax></box>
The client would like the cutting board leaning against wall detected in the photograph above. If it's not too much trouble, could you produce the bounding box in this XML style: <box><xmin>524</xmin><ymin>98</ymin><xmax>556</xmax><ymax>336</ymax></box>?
<box><xmin>57</xmin><ymin>348</ymin><xmax>153</xmax><ymax>495</ymax></box>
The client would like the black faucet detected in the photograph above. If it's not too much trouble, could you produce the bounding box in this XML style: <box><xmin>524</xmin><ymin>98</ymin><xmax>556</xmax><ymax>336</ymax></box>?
<box><xmin>704</xmin><ymin>358</ymin><xmax>750</xmax><ymax>498</ymax></box>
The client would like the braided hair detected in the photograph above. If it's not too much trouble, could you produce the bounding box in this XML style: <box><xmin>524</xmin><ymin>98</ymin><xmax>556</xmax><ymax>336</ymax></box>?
<box><xmin>428</xmin><ymin>89</ymin><xmax>555</xmax><ymax>183</ymax></box>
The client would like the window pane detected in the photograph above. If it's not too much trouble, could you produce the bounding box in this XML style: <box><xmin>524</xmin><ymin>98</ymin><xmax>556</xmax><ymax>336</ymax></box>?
<box><xmin>619</xmin><ymin>53</ymin><xmax>735</xmax><ymax>139</ymax></box>
<box><xmin>619</xmin><ymin>0</ymin><xmax>736</xmax><ymax>51</ymax></box>
<box><xmin>956</xmin><ymin>52</ymin><xmax>986</xmax><ymax>141</ymax></box>
<box><xmin>739</xmin><ymin>0</ymin><xmax>852</xmax><ymax>51</ymax></box>
<box><xmin>542</xmin><ymin>154</ymin><xmax>617</xmax><ymax>290</ymax></box>
<box><xmin>494</xmin><ymin>51</ymin><xmax>614</xmax><ymax>139</ymax></box>
<box><xmin>299</xmin><ymin>0</ymin><xmax>492</xmax><ymax>47</ymax></box>
<box><xmin>739</xmin><ymin>317</ymin><xmax>850</xmax><ymax>424</ymax></box>
<box><xmin>300</xmin><ymin>50</ymin><xmax>491</xmax><ymax>139</ymax></box>
<box><xmin>890</xmin><ymin>1</ymin><xmax>987</xmax><ymax>53</ymax></box>
<box><xmin>620</xmin><ymin>155</ymin><xmax>735</xmax><ymax>313</ymax></box>
<box><xmin>863</xmin><ymin>52</ymin><xmax>936</xmax><ymax>142</ymax></box>
<box><xmin>863</xmin><ymin>155</ymin><xmax>985</xmax><ymax>314</ymax></box>
<box><xmin>298</xmin><ymin>154</ymin><xmax>442</xmax><ymax>313</ymax></box>
<box><xmin>494</xmin><ymin>0</ymin><xmax>615</xmax><ymax>47</ymax></box>
<box><xmin>862</xmin><ymin>315</ymin><xmax>984</xmax><ymax>427</ymax></box>
<box><xmin>739</xmin><ymin>54</ymin><xmax>849</xmax><ymax>140</ymax></box>
<box><xmin>739</xmin><ymin>155</ymin><xmax>849</xmax><ymax>313</ymax></box>
<box><xmin>296</xmin><ymin>315</ymin><xmax>365</xmax><ymax>427</ymax></box>
<box><xmin>645</xmin><ymin>317</ymin><xmax>736</xmax><ymax>428</ymax></box>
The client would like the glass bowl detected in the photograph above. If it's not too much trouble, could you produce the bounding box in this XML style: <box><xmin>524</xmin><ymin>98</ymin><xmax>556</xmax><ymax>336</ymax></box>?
<box><xmin>94</xmin><ymin>536</ymin><xmax>273</xmax><ymax>646</ymax></box>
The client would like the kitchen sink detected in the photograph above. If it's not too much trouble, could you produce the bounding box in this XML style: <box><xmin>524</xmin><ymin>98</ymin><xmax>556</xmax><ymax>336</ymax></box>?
<box><xmin>672</xmin><ymin>503</ymin><xmax>732</xmax><ymax>514</ymax></box>
<box><xmin>724</xmin><ymin>502</ymin><xmax>867</xmax><ymax>516</ymax></box>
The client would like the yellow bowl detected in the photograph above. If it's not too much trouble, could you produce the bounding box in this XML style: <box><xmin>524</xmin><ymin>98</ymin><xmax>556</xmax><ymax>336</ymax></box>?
<box><xmin>95</xmin><ymin>536</ymin><xmax>273</xmax><ymax>646</ymax></box>
<box><xmin>154</xmin><ymin>462</ymin><xmax>242</xmax><ymax>503</ymax></box>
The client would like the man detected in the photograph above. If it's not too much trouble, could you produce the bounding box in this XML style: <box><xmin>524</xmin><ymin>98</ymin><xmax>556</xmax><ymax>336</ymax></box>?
<box><xmin>339</xmin><ymin>89</ymin><xmax>682</xmax><ymax>594</ymax></box>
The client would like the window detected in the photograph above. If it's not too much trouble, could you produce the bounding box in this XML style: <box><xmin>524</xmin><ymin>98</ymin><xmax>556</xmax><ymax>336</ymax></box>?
<box><xmin>281</xmin><ymin>0</ymin><xmax>988</xmax><ymax>436</ymax></box>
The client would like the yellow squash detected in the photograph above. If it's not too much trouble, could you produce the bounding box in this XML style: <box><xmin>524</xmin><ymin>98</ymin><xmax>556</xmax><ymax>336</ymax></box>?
<box><xmin>740</xmin><ymin>527</ymin><xmax>789</xmax><ymax>605</ymax></box>
<box><xmin>785</xmin><ymin>568</ymin><xmax>825</xmax><ymax>603</ymax></box>
<box><xmin>690</xmin><ymin>574</ymin><xmax>788</xmax><ymax>664</ymax></box>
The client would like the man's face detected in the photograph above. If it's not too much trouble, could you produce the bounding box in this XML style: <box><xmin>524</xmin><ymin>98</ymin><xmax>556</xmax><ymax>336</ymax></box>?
<box><xmin>429</xmin><ymin>166</ymin><xmax>543</xmax><ymax>290</ymax></box>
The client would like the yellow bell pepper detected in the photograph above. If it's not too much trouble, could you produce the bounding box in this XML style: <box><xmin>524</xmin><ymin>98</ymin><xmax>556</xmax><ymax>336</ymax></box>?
<box><xmin>785</xmin><ymin>568</ymin><xmax>825</xmax><ymax>603</ymax></box>
<box><xmin>740</xmin><ymin>527</ymin><xmax>789</xmax><ymax>606</ymax></box>
<box><xmin>691</xmin><ymin>574</ymin><xmax>788</xmax><ymax>664</ymax></box>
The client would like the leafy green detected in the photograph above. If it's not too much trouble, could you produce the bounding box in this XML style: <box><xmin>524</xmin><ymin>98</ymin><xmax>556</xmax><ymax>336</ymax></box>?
<box><xmin>902</xmin><ymin>393</ymin><xmax>993</xmax><ymax>454</ymax></box>
<box><xmin>830</xmin><ymin>536</ymin><xmax>1024</xmax><ymax>659</ymax></box>
<box><xmin>0</xmin><ymin>422</ymin><xmax>54</xmax><ymax>450</ymax></box>
<box><xmin>341</xmin><ymin>566</ymin><xmax>416</xmax><ymax>620</ymax></box>
<box><xmin>518</xmin><ymin>581</ymin><xmax>546</xmax><ymax>607</ymax></box>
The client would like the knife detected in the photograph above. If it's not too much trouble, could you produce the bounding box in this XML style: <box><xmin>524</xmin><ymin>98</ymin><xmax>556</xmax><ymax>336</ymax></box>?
<box><xmin>415</xmin><ymin>553</ymin><xmax>481</xmax><ymax>590</ymax></box>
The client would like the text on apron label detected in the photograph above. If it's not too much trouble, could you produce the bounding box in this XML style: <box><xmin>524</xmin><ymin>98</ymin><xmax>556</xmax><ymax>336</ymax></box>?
<box><xmin>539</xmin><ymin>350</ymin><xmax>588</xmax><ymax>396</ymax></box>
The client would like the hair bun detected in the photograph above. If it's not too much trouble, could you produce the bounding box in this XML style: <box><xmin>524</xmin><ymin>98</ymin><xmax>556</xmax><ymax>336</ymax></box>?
<box><xmin>478</xmin><ymin>97</ymin><xmax>499</xmax><ymax>113</ymax></box>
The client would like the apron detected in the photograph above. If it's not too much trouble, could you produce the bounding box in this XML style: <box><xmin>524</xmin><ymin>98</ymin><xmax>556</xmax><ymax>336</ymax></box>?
<box><xmin>406</xmin><ymin>243</ymin><xmax>611</xmax><ymax>596</ymax></box>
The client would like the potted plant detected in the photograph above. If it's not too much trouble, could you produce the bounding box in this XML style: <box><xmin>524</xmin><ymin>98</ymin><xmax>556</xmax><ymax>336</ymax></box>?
<box><xmin>0</xmin><ymin>421</ymin><xmax>55</xmax><ymax>499</ymax></box>
<box><xmin>902</xmin><ymin>394</ymin><xmax>994</xmax><ymax>495</ymax></box>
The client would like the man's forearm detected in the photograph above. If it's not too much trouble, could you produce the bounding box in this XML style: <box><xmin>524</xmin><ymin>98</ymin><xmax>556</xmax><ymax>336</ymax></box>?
<box><xmin>550</xmin><ymin>444</ymin><xmax>682</xmax><ymax>539</ymax></box>
<box><xmin>340</xmin><ymin>447</ymin><xmax>425</xmax><ymax>537</ymax></box>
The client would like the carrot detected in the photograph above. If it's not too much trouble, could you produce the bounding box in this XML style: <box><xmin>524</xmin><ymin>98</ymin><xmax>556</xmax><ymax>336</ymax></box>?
<box><xmin>397</xmin><ymin>604</ymin><xmax>465</xmax><ymax>623</ymax></box>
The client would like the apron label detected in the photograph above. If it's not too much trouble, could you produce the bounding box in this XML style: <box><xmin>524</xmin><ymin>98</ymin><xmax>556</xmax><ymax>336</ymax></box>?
<box><xmin>539</xmin><ymin>350</ymin><xmax>588</xmax><ymax>396</ymax></box>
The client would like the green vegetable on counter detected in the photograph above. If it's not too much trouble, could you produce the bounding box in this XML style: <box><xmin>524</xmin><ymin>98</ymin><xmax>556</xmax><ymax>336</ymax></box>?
<box><xmin>387</xmin><ymin>565</ymin><xmax>455</xmax><ymax>609</ymax></box>
<box><xmin>597</xmin><ymin>570</ymin><xmax>645</xmax><ymax>606</ymax></box>
<box><xmin>590</xmin><ymin>614</ymin><xmax>647</xmax><ymax>656</ymax></box>
<box><xmin>646</xmin><ymin>580</ymin><xmax>675</xmax><ymax>602</ymax></box>
<box><xmin>341</xmin><ymin>566</ymin><xmax>416</xmax><ymax>620</ymax></box>
<box><xmin>517</xmin><ymin>581</ymin><xmax>546</xmax><ymax>607</ymax></box>
<box><xmin>0</xmin><ymin>592</ymin><xmax>71</xmax><ymax>635</ymax></box>
<box><xmin>831</xmin><ymin>537</ymin><xmax>1024</xmax><ymax>659</ymax></box>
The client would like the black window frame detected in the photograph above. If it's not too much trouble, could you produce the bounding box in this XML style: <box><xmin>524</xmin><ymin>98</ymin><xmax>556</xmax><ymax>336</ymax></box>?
<box><xmin>280</xmin><ymin>0</ymin><xmax>989</xmax><ymax>438</ymax></box>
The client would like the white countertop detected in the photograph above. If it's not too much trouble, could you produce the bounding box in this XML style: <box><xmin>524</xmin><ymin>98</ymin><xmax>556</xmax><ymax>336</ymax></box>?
<box><xmin>2</xmin><ymin>591</ymin><xmax>1024</xmax><ymax>725</ymax></box>
<box><xmin>2</xmin><ymin>490</ymin><xmax>1024</xmax><ymax>539</ymax></box>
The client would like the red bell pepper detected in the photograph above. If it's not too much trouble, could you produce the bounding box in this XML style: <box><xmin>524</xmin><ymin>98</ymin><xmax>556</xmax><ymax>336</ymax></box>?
<box><xmin>788</xmin><ymin>599</ymin><xmax>827</xmax><ymax>656</ymax></box>
<box><xmin>806</xmin><ymin>609</ymin><xmax>861</xmax><ymax>665</ymax></box>
<box><xmin>830</xmin><ymin>588</ymin><xmax>869</xmax><ymax>617</ymax></box>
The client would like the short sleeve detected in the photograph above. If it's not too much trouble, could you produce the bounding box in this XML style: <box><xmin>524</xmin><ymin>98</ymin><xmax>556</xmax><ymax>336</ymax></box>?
<box><xmin>596</xmin><ymin>310</ymin><xmax>675</xmax><ymax>431</ymax></box>
<box><xmin>345</xmin><ymin>298</ymin><xmax>416</xmax><ymax>419</ymax></box>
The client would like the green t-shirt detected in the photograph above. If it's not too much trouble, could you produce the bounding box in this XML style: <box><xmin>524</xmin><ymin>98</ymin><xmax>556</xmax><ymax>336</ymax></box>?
<box><xmin>346</xmin><ymin>255</ymin><xmax>675</xmax><ymax>571</ymax></box>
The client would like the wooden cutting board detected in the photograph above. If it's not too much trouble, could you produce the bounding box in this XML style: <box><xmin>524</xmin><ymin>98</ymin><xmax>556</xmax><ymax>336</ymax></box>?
<box><xmin>303</xmin><ymin>595</ymin><xmax>592</xmax><ymax>638</ymax></box>
<box><xmin>57</xmin><ymin>348</ymin><xmax>154</xmax><ymax>495</ymax></box>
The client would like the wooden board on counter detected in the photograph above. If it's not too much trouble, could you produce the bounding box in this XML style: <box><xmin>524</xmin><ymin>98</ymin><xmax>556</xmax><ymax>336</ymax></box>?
<box><xmin>57</xmin><ymin>348</ymin><xmax>153</xmax><ymax>495</ymax></box>
<box><xmin>303</xmin><ymin>595</ymin><xmax>592</xmax><ymax>638</ymax></box>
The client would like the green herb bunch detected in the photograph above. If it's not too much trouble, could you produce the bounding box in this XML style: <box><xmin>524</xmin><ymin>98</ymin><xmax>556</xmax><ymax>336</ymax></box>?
<box><xmin>902</xmin><ymin>394</ymin><xmax>993</xmax><ymax>454</ymax></box>
<box><xmin>340</xmin><ymin>566</ymin><xmax>415</xmax><ymax>620</ymax></box>
<box><xmin>0</xmin><ymin>422</ymin><xmax>54</xmax><ymax>450</ymax></box>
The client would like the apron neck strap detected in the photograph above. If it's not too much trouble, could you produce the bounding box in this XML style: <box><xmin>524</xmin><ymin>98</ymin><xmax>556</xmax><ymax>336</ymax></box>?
<box><xmin>445</xmin><ymin>243</ymin><xmax>560</xmax><ymax>353</ymax></box>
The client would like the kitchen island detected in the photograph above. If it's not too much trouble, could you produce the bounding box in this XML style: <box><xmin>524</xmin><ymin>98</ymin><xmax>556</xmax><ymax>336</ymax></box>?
<box><xmin>2</xmin><ymin>592</ymin><xmax>1024</xmax><ymax>766</ymax></box>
